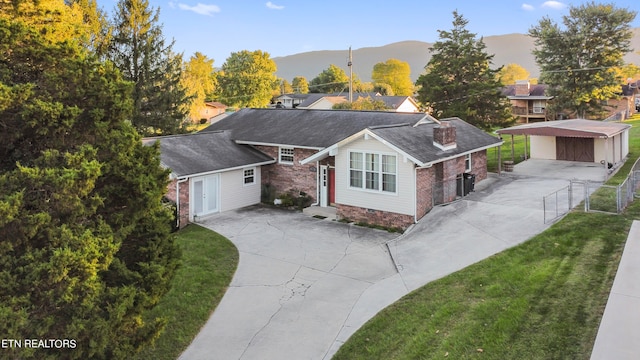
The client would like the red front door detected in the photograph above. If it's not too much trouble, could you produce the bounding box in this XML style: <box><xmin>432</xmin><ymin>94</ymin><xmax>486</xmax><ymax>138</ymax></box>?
<box><xmin>328</xmin><ymin>168</ymin><xmax>335</xmax><ymax>205</ymax></box>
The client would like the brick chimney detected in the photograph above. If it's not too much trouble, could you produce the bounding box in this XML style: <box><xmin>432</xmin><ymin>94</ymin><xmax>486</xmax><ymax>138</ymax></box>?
<box><xmin>433</xmin><ymin>121</ymin><xmax>456</xmax><ymax>150</ymax></box>
<box><xmin>515</xmin><ymin>80</ymin><xmax>530</xmax><ymax>96</ymax></box>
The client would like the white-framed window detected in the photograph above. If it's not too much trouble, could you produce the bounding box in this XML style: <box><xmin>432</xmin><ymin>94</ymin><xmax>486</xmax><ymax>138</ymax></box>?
<box><xmin>465</xmin><ymin>153</ymin><xmax>472</xmax><ymax>172</ymax></box>
<box><xmin>279</xmin><ymin>147</ymin><xmax>294</xmax><ymax>164</ymax></box>
<box><xmin>349</xmin><ymin>151</ymin><xmax>397</xmax><ymax>193</ymax></box>
<box><xmin>243</xmin><ymin>168</ymin><xmax>255</xmax><ymax>185</ymax></box>
<box><xmin>532</xmin><ymin>100</ymin><xmax>545</xmax><ymax>114</ymax></box>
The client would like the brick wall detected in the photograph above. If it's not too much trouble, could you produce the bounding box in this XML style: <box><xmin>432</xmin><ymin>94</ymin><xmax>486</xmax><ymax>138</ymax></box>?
<box><xmin>337</xmin><ymin>204</ymin><xmax>414</xmax><ymax>230</ymax></box>
<box><xmin>166</xmin><ymin>178</ymin><xmax>189</xmax><ymax>228</ymax></box>
<box><xmin>416</xmin><ymin>167</ymin><xmax>436</xmax><ymax>220</ymax></box>
<box><xmin>254</xmin><ymin>145</ymin><xmax>319</xmax><ymax>201</ymax></box>
<box><xmin>471</xmin><ymin>150</ymin><xmax>488</xmax><ymax>181</ymax></box>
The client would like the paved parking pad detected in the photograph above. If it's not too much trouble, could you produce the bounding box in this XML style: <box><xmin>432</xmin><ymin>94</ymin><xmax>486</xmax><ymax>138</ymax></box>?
<box><xmin>180</xmin><ymin>167</ymin><xmax>597</xmax><ymax>360</ymax></box>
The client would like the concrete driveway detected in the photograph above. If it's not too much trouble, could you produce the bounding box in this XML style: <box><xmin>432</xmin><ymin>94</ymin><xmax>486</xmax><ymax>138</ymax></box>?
<box><xmin>180</xmin><ymin>161</ymin><xmax>601</xmax><ymax>360</ymax></box>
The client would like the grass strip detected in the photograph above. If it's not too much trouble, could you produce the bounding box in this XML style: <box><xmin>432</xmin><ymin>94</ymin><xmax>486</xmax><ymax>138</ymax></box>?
<box><xmin>134</xmin><ymin>224</ymin><xmax>239</xmax><ymax>360</ymax></box>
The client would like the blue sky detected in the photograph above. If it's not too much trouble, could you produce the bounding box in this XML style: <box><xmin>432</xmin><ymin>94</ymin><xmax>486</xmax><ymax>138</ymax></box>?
<box><xmin>98</xmin><ymin>0</ymin><xmax>640</xmax><ymax>64</ymax></box>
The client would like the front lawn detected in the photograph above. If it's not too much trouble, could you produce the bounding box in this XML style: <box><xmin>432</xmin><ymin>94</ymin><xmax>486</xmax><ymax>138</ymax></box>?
<box><xmin>134</xmin><ymin>224</ymin><xmax>239</xmax><ymax>360</ymax></box>
<box><xmin>334</xmin><ymin>118</ymin><xmax>640</xmax><ymax>359</ymax></box>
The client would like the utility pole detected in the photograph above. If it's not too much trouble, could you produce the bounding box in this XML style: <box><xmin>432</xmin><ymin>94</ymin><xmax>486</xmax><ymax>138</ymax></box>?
<box><xmin>348</xmin><ymin>46</ymin><xmax>353</xmax><ymax>103</ymax></box>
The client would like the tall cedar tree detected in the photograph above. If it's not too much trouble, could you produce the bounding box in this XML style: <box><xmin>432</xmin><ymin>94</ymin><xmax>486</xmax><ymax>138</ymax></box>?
<box><xmin>108</xmin><ymin>0</ymin><xmax>188</xmax><ymax>135</ymax></box>
<box><xmin>529</xmin><ymin>2</ymin><xmax>636</xmax><ymax>119</ymax></box>
<box><xmin>216</xmin><ymin>50</ymin><xmax>278</xmax><ymax>108</ymax></box>
<box><xmin>0</xmin><ymin>19</ymin><xmax>180</xmax><ymax>359</ymax></box>
<box><xmin>416</xmin><ymin>11</ymin><xmax>513</xmax><ymax>129</ymax></box>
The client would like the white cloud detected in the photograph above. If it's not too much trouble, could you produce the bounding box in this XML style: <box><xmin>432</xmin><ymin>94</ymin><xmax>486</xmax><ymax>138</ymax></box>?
<box><xmin>521</xmin><ymin>3</ymin><xmax>535</xmax><ymax>11</ymax></box>
<box><xmin>177</xmin><ymin>3</ymin><xmax>221</xmax><ymax>16</ymax></box>
<box><xmin>266</xmin><ymin>1</ymin><xmax>284</xmax><ymax>10</ymax></box>
<box><xmin>541</xmin><ymin>1</ymin><xmax>566</xmax><ymax>10</ymax></box>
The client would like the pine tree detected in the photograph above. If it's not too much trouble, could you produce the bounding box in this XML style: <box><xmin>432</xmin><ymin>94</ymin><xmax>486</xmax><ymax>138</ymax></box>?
<box><xmin>415</xmin><ymin>11</ymin><xmax>513</xmax><ymax>129</ymax></box>
<box><xmin>0</xmin><ymin>19</ymin><xmax>180</xmax><ymax>359</ymax></box>
<box><xmin>108</xmin><ymin>0</ymin><xmax>188</xmax><ymax>135</ymax></box>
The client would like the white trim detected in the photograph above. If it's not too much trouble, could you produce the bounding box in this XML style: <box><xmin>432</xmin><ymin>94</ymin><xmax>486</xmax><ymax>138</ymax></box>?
<box><xmin>423</xmin><ymin>143</ymin><xmax>503</xmax><ymax>168</ymax></box>
<box><xmin>242</xmin><ymin>167</ymin><xmax>256</xmax><ymax>186</ymax></box>
<box><xmin>235</xmin><ymin>140</ymin><xmax>323</xmax><ymax>151</ymax></box>
<box><xmin>278</xmin><ymin>147</ymin><xmax>295</xmax><ymax>164</ymax></box>
<box><xmin>180</xmin><ymin>159</ymin><xmax>275</xmax><ymax>179</ymax></box>
<box><xmin>465</xmin><ymin>153</ymin><xmax>472</xmax><ymax>173</ymax></box>
<box><xmin>348</xmin><ymin>150</ymin><xmax>398</xmax><ymax>195</ymax></box>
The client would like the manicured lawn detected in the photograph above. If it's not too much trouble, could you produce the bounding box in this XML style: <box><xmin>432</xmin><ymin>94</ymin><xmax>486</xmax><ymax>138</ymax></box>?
<box><xmin>134</xmin><ymin>224</ymin><xmax>238</xmax><ymax>360</ymax></box>
<box><xmin>333</xmin><ymin>118</ymin><xmax>640</xmax><ymax>360</ymax></box>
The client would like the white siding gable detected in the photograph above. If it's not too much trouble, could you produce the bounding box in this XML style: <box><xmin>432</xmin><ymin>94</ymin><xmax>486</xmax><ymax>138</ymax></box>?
<box><xmin>335</xmin><ymin>135</ymin><xmax>415</xmax><ymax>216</ymax></box>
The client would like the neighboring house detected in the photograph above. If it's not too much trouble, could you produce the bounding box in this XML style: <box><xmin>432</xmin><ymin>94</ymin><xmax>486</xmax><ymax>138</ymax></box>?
<box><xmin>170</xmin><ymin>109</ymin><xmax>502</xmax><ymax>228</ymax></box>
<box><xmin>605</xmin><ymin>83</ymin><xmax>639</xmax><ymax>121</ymax></box>
<box><xmin>496</xmin><ymin>119</ymin><xmax>630</xmax><ymax>169</ymax></box>
<box><xmin>502</xmin><ymin>80</ymin><xmax>553</xmax><ymax>123</ymax></box>
<box><xmin>295</xmin><ymin>93</ymin><xmax>420</xmax><ymax>112</ymax></box>
<box><xmin>195</xmin><ymin>101</ymin><xmax>228</xmax><ymax>122</ymax></box>
<box><xmin>143</xmin><ymin>131</ymin><xmax>275</xmax><ymax>227</ymax></box>
<box><xmin>273</xmin><ymin>93</ymin><xmax>311</xmax><ymax>108</ymax></box>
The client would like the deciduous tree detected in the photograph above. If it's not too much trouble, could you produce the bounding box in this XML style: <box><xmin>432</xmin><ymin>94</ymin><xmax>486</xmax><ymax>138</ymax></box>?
<box><xmin>181</xmin><ymin>52</ymin><xmax>217</xmax><ymax>122</ymax></box>
<box><xmin>415</xmin><ymin>11</ymin><xmax>513</xmax><ymax>129</ymax></box>
<box><xmin>309</xmin><ymin>64</ymin><xmax>349</xmax><ymax>93</ymax></box>
<box><xmin>498</xmin><ymin>63</ymin><xmax>531</xmax><ymax>85</ymax></box>
<box><xmin>108</xmin><ymin>0</ymin><xmax>189</xmax><ymax>135</ymax></box>
<box><xmin>529</xmin><ymin>2</ymin><xmax>636</xmax><ymax>118</ymax></box>
<box><xmin>371</xmin><ymin>59</ymin><xmax>414</xmax><ymax>96</ymax></box>
<box><xmin>292</xmin><ymin>76</ymin><xmax>309</xmax><ymax>93</ymax></box>
<box><xmin>216</xmin><ymin>50</ymin><xmax>278</xmax><ymax>108</ymax></box>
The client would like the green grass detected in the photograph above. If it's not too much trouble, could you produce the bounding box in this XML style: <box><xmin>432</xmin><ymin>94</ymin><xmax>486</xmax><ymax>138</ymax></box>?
<box><xmin>134</xmin><ymin>224</ymin><xmax>239</xmax><ymax>360</ymax></box>
<box><xmin>333</xmin><ymin>118</ymin><xmax>640</xmax><ymax>360</ymax></box>
<box><xmin>487</xmin><ymin>133</ymin><xmax>530</xmax><ymax>173</ymax></box>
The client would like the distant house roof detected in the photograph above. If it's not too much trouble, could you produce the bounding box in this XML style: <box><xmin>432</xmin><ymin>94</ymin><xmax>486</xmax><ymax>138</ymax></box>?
<box><xmin>143</xmin><ymin>131</ymin><xmax>275</xmax><ymax>178</ymax></box>
<box><xmin>302</xmin><ymin>117</ymin><xmax>502</xmax><ymax>167</ymax></box>
<box><xmin>296</xmin><ymin>93</ymin><xmax>418</xmax><ymax>111</ymax></box>
<box><xmin>201</xmin><ymin>108</ymin><xmax>430</xmax><ymax>148</ymax></box>
<box><xmin>205</xmin><ymin>101</ymin><xmax>228</xmax><ymax>109</ymax></box>
<box><xmin>275</xmin><ymin>93</ymin><xmax>312</xmax><ymax>100</ymax></box>
<box><xmin>502</xmin><ymin>84</ymin><xmax>552</xmax><ymax>100</ymax></box>
<box><xmin>496</xmin><ymin>119</ymin><xmax>631</xmax><ymax>139</ymax></box>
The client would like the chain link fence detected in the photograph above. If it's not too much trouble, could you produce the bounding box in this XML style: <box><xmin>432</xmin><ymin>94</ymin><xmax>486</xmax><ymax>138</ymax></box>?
<box><xmin>544</xmin><ymin>157</ymin><xmax>640</xmax><ymax>221</ymax></box>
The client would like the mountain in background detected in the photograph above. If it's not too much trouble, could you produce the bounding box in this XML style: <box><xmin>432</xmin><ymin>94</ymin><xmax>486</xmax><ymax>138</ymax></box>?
<box><xmin>273</xmin><ymin>29</ymin><xmax>640</xmax><ymax>84</ymax></box>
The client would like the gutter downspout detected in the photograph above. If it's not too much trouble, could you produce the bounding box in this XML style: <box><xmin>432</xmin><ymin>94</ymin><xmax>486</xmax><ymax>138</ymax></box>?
<box><xmin>176</xmin><ymin>177</ymin><xmax>189</xmax><ymax>228</ymax></box>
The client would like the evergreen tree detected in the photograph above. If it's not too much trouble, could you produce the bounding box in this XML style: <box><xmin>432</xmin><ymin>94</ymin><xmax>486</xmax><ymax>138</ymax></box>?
<box><xmin>0</xmin><ymin>19</ymin><xmax>180</xmax><ymax>359</ymax></box>
<box><xmin>309</xmin><ymin>64</ymin><xmax>349</xmax><ymax>93</ymax></box>
<box><xmin>108</xmin><ymin>0</ymin><xmax>188</xmax><ymax>135</ymax></box>
<box><xmin>530</xmin><ymin>2</ymin><xmax>636</xmax><ymax>119</ymax></box>
<box><xmin>216</xmin><ymin>50</ymin><xmax>278</xmax><ymax>108</ymax></box>
<box><xmin>415</xmin><ymin>11</ymin><xmax>513</xmax><ymax>129</ymax></box>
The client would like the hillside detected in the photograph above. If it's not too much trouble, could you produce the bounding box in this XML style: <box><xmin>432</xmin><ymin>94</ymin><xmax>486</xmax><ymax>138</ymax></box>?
<box><xmin>273</xmin><ymin>28</ymin><xmax>640</xmax><ymax>83</ymax></box>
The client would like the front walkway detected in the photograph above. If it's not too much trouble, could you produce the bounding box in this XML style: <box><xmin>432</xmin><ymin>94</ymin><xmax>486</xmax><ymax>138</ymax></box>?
<box><xmin>591</xmin><ymin>220</ymin><xmax>640</xmax><ymax>360</ymax></box>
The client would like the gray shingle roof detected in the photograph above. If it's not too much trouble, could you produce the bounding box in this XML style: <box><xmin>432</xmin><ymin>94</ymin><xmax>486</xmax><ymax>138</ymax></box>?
<box><xmin>202</xmin><ymin>108</ymin><xmax>429</xmax><ymax>148</ymax></box>
<box><xmin>143</xmin><ymin>131</ymin><xmax>274</xmax><ymax>177</ymax></box>
<box><xmin>369</xmin><ymin>118</ymin><xmax>503</xmax><ymax>164</ymax></box>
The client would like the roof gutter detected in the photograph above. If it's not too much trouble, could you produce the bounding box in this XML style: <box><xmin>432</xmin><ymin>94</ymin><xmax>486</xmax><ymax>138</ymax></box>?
<box><xmin>178</xmin><ymin>159</ymin><xmax>276</xmax><ymax>179</ymax></box>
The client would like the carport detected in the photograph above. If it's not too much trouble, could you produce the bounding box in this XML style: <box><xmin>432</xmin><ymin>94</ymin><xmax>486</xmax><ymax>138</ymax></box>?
<box><xmin>496</xmin><ymin>119</ymin><xmax>631</xmax><ymax>174</ymax></box>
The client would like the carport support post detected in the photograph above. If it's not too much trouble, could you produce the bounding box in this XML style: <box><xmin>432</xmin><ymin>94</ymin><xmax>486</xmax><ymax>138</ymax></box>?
<box><xmin>511</xmin><ymin>134</ymin><xmax>515</xmax><ymax>162</ymax></box>
<box><xmin>524</xmin><ymin>135</ymin><xmax>528</xmax><ymax>160</ymax></box>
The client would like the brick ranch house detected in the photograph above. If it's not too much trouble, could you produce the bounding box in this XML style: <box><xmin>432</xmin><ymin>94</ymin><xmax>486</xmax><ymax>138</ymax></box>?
<box><xmin>145</xmin><ymin>108</ymin><xmax>502</xmax><ymax>230</ymax></box>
